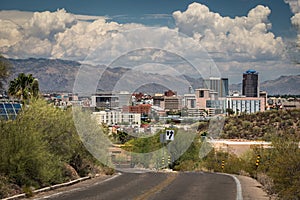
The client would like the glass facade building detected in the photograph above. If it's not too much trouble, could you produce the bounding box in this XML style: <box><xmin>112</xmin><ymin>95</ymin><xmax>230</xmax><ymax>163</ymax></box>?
<box><xmin>242</xmin><ymin>70</ymin><xmax>258</xmax><ymax>97</ymax></box>
<box><xmin>204</xmin><ymin>77</ymin><xmax>229</xmax><ymax>97</ymax></box>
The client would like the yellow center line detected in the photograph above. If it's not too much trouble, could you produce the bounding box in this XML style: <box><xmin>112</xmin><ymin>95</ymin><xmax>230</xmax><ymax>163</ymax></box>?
<box><xmin>134</xmin><ymin>172</ymin><xmax>178</xmax><ymax>200</ymax></box>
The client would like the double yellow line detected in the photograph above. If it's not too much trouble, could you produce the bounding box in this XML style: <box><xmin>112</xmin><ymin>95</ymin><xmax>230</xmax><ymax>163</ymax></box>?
<box><xmin>134</xmin><ymin>173</ymin><xmax>178</xmax><ymax>200</ymax></box>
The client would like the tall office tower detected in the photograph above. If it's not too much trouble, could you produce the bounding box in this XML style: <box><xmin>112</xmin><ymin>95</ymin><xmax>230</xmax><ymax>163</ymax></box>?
<box><xmin>204</xmin><ymin>77</ymin><xmax>229</xmax><ymax>97</ymax></box>
<box><xmin>221</xmin><ymin>78</ymin><xmax>229</xmax><ymax>97</ymax></box>
<box><xmin>242</xmin><ymin>69</ymin><xmax>259</xmax><ymax>97</ymax></box>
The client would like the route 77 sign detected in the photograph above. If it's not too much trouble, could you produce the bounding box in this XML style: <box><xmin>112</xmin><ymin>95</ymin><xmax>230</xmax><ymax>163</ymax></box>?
<box><xmin>165</xmin><ymin>130</ymin><xmax>175</xmax><ymax>141</ymax></box>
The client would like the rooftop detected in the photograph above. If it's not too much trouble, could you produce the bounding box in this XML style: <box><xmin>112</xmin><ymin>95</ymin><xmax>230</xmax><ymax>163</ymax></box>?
<box><xmin>244</xmin><ymin>69</ymin><xmax>258</xmax><ymax>74</ymax></box>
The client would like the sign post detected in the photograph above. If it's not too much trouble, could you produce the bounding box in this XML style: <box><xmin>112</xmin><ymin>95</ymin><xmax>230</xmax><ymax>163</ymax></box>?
<box><xmin>160</xmin><ymin>130</ymin><xmax>175</xmax><ymax>169</ymax></box>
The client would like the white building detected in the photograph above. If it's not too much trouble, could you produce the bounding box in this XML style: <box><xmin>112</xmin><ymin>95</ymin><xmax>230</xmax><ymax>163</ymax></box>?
<box><xmin>183</xmin><ymin>93</ymin><xmax>196</xmax><ymax>109</ymax></box>
<box><xmin>226</xmin><ymin>96</ymin><xmax>265</xmax><ymax>114</ymax></box>
<box><xmin>92</xmin><ymin>111</ymin><xmax>141</xmax><ymax>126</ymax></box>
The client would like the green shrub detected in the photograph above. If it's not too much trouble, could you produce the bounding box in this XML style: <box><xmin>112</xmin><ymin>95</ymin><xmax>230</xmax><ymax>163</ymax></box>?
<box><xmin>0</xmin><ymin>99</ymin><xmax>111</xmax><ymax>197</ymax></box>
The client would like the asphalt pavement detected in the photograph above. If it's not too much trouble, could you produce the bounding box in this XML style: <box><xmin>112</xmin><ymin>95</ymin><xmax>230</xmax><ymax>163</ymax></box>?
<box><xmin>34</xmin><ymin>171</ymin><xmax>238</xmax><ymax>200</ymax></box>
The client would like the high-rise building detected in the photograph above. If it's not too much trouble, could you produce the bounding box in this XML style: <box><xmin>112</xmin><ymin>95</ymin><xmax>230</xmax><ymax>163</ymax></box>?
<box><xmin>204</xmin><ymin>77</ymin><xmax>229</xmax><ymax>97</ymax></box>
<box><xmin>242</xmin><ymin>70</ymin><xmax>259</xmax><ymax>97</ymax></box>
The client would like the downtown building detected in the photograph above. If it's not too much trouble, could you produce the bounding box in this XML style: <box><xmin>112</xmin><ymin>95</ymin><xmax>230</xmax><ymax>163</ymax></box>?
<box><xmin>92</xmin><ymin>110</ymin><xmax>141</xmax><ymax>126</ymax></box>
<box><xmin>204</xmin><ymin>77</ymin><xmax>229</xmax><ymax>97</ymax></box>
<box><xmin>184</xmin><ymin>72</ymin><xmax>266</xmax><ymax>116</ymax></box>
<box><xmin>227</xmin><ymin>70</ymin><xmax>265</xmax><ymax>114</ymax></box>
<box><xmin>242</xmin><ymin>69</ymin><xmax>259</xmax><ymax>97</ymax></box>
<box><xmin>91</xmin><ymin>91</ymin><xmax>132</xmax><ymax>110</ymax></box>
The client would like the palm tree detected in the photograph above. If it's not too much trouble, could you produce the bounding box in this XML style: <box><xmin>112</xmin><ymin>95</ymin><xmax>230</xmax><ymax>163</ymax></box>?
<box><xmin>31</xmin><ymin>78</ymin><xmax>39</xmax><ymax>98</ymax></box>
<box><xmin>8</xmin><ymin>73</ymin><xmax>39</xmax><ymax>103</ymax></box>
<box><xmin>0</xmin><ymin>55</ymin><xmax>11</xmax><ymax>90</ymax></box>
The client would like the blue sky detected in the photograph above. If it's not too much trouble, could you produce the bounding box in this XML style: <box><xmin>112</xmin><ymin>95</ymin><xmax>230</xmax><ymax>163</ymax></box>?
<box><xmin>0</xmin><ymin>0</ymin><xmax>299</xmax><ymax>83</ymax></box>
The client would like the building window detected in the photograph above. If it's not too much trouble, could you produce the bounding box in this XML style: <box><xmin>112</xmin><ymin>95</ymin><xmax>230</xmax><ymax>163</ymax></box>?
<box><xmin>199</xmin><ymin>91</ymin><xmax>204</xmax><ymax>98</ymax></box>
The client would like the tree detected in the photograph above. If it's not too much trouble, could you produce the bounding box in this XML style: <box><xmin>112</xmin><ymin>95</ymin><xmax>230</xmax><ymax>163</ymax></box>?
<box><xmin>8</xmin><ymin>73</ymin><xmax>39</xmax><ymax>102</ymax></box>
<box><xmin>31</xmin><ymin>78</ymin><xmax>39</xmax><ymax>98</ymax></box>
<box><xmin>266</xmin><ymin>136</ymin><xmax>300</xmax><ymax>199</ymax></box>
<box><xmin>0</xmin><ymin>99</ymin><xmax>112</xmax><ymax>198</ymax></box>
<box><xmin>226</xmin><ymin>108</ymin><xmax>234</xmax><ymax>116</ymax></box>
<box><xmin>0</xmin><ymin>55</ymin><xmax>11</xmax><ymax>91</ymax></box>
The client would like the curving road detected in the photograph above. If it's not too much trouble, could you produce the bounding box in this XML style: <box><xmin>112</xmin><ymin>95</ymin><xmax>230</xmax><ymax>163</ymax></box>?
<box><xmin>35</xmin><ymin>171</ymin><xmax>238</xmax><ymax>200</ymax></box>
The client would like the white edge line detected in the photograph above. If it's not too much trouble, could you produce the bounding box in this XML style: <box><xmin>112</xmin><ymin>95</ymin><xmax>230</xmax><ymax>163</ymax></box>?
<box><xmin>91</xmin><ymin>172</ymin><xmax>122</xmax><ymax>186</ymax></box>
<box><xmin>34</xmin><ymin>173</ymin><xmax>122</xmax><ymax>200</ymax></box>
<box><xmin>216</xmin><ymin>173</ymin><xmax>243</xmax><ymax>200</ymax></box>
<box><xmin>231</xmin><ymin>175</ymin><xmax>243</xmax><ymax>200</ymax></box>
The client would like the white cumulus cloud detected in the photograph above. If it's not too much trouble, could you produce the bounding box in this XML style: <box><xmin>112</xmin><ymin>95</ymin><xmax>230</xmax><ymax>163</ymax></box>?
<box><xmin>0</xmin><ymin>9</ymin><xmax>78</xmax><ymax>58</ymax></box>
<box><xmin>24</xmin><ymin>9</ymin><xmax>77</xmax><ymax>40</ymax></box>
<box><xmin>173</xmin><ymin>3</ymin><xmax>284</xmax><ymax>61</ymax></box>
<box><xmin>284</xmin><ymin>0</ymin><xmax>300</xmax><ymax>14</ymax></box>
<box><xmin>0</xmin><ymin>4</ymin><xmax>297</xmax><ymax>83</ymax></box>
<box><xmin>284</xmin><ymin>0</ymin><xmax>300</xmax><ymax>62</ymax></box>
<box><xmin>0</xmin><ymin>19</ymin><xmax>22</xmax><ymax>47</ymax></box>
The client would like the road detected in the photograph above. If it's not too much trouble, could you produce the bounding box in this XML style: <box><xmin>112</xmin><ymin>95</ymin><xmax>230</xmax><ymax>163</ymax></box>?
<box><xmin>35</xmin><ymin>171</ymin><xmax>238</xmax><ymax>200</ymax></box>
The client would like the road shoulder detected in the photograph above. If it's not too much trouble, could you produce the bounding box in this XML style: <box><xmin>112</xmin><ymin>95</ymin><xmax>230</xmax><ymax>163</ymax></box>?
<box><xmin>26</xmin><ymin>174</ymin><xmax>116</xmax><ymax>200</ymax></box>
<box><xmin>236</xmin><ymin>175</ymin><xmax>271</xmax><ymax>200</ymax></box>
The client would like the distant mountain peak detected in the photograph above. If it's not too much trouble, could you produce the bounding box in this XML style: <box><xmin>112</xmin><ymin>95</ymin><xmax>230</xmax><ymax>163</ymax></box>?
<box><xmin>6</xmin><ymin>58</ymin><xmax>300</xmax><ymax>95</ymax></box>
<box><xmin>230</xmin><ymin>74</ymin><xmax>300</xmax><ymax>95</ymax></box>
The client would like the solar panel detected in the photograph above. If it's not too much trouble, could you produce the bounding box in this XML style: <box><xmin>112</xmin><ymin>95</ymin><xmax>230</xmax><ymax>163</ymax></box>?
<box><xmin>0</xmin><ymin>103</ymin><xmax>22</xmax><ymax>120</ymax></box>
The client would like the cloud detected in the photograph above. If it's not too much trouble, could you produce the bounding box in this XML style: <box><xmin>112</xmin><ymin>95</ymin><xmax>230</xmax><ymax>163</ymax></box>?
<box><xmin>284</xmin><ymin>0</ymin><xmax>300</xmax><ymax>14</ymax></box>
<box><xmin>24</xmin><ymin>9</ymin><xmax>77</xmax><ymax>40</ymax></box>
<box><xmin>173</xmin><ymin>3</ymin><xmax>284</xmax><ymax>61</ymax></box>
<box><xmin>0</xmin><ymin>10</ymin><xmax>33</xmax><ymax>25</ymax></box>
<box><xmin>284</xmin><ymin>0</ymin><xmax>300</xmax><ymax>62</ymax></box>
<box><xmin>0</xmin><ymin>5</ymin><xmax>285</xmax><ymax>62</ymax></box>
<box><xmin>0</xmin><ymin>4</ymin><xmax>297</xmax><ymax>83</ymax></box>
<box><xmin>0</xmin><ymin>19</ymin><xmax>22</xmax><ymax>48</ymax></box>
<box><xmin>73</xmin><ymin>14</ymin><xmax>108</xmax><ymax>22</ymax></box>
<box><xmin>52</xmin><ymin>17</ymin><xmax>145</xmax><ymax>61</ymax></box>
<box><xmin>5</xmin><ymin>37</ymin><xmax>53</xmax><ymax>58</ymax></box>
<box><xmin>0</xmin><ymin>9</ymin><xmax>78</xmax><ymax>58</ymax></box>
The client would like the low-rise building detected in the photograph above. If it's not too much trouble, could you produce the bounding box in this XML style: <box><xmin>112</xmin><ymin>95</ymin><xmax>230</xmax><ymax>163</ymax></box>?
<box><xmin>122</xmin><ymin>104</ymin><xmax>151</xmax><ymax>115</ymax></box>
<box><xmin>162</xmin><ymin>96</ymin><xmax>182</xmax><ymax>111</ymax></box>
<box><xmin>183</xmin><ymin>93</ymin><xmax>196</xmax><ymax>109</ymax></box>
<box><xmin>92</xmin><ymin>111</ymin><xmax>141</xmax><ymax>126</ymax></box>
<box><xmin>91</xmin><ymin>92</ymin><xmax>119</xmax><ymax>110</ymax></box>
<box><xmin>267</xmin><ymin>97</ymin><xmax>300</xmax><ymax>110</ymax></box>
<box><xmin>226</xmin><ymin>96</ymin><xmax>266</xmax><ymax>114</ymax></box>
<box><xmin>195</xmin><ymin>88</ymin><xmax>226</xmax><ymax>116</ymax></box>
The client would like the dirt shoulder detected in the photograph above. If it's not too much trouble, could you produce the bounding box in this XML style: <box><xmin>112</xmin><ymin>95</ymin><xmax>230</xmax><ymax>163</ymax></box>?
<box><xmin>236</xmin><ymin>175</ymin><xmax>274</xmax><ymax>200</ymax></box>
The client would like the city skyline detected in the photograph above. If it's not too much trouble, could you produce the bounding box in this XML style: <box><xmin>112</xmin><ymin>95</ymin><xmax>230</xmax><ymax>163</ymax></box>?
<box><xmin>0</xmin><ymin>0</ymin><xmax>299</xmax><ymax>83</ymax></box>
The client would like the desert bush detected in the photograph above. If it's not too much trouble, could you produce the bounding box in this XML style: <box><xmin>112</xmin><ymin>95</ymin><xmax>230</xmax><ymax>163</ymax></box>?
<box><xmin>0</xmin><ymin>117</ymin><xmax>63</xmax><ymax>188</ymax></box>
<box><xmin>0</xmin><ymin>100</ymin><xmax>111</xmax><ymax>197</ymax></box>
<box><xmin>266</xmin><ymin>136</ymin><xmax>300</xmax><ymax>199</ymax></box>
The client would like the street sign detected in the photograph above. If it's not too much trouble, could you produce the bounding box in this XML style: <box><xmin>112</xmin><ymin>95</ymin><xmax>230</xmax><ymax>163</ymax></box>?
<box><xmin>165</xmin><ymin>130</ymin><xmax>174</xmax><ymax>141</ymax></box>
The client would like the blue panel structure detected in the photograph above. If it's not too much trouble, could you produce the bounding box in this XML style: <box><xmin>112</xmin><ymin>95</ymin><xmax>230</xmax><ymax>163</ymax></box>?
<box><xmin>0</xmin><ymin>103</ymin><xmax>7</xmax><ymax>120</ymax></box>
<box><xmin>0</xmin><ymin>103</ymin><xmax>22</xmax><ymax>120</ymax></box>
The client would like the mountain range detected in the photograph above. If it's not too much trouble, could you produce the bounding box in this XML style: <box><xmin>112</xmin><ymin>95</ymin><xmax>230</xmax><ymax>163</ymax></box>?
<box><xmin>6</xmin><ymin>58</ymin><xmax>300</xmax><ymax>95</ymax></box>
<box><xmin>229</xmin><ymin>75</ymin><xmax>300</xmax><ymax>95</ymax></box>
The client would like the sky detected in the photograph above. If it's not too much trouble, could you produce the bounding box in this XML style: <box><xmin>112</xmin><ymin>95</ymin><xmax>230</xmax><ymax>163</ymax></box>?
<box><xmin>0</xmin><ymin>0</ymin><xmax>300</xmax><ymax>83</ymax></box>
